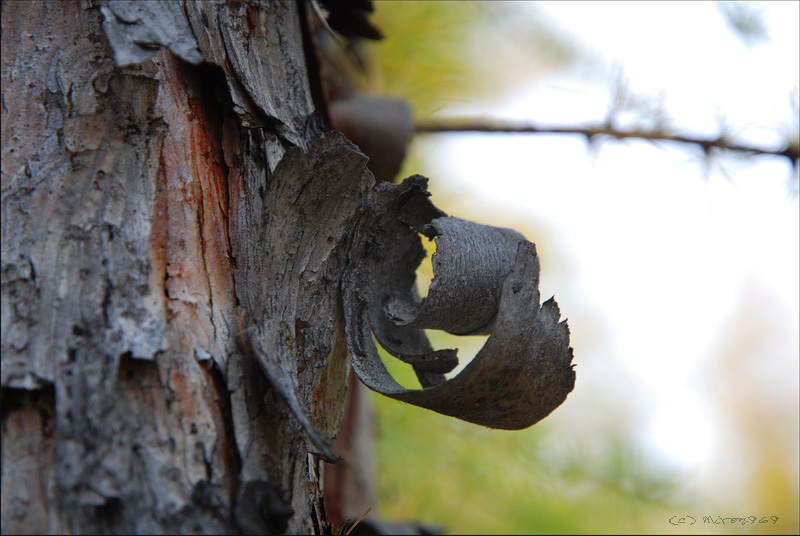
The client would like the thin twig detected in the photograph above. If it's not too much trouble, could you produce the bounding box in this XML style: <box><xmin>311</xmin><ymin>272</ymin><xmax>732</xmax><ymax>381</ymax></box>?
<box><xmin>344</xmin><ymin>507</ymin><xmax>372</xmax><ymax>535</ymax></box>
<box><xmin>414</xmin><ymin>120</ymin><xmax>800</xmax><ymax>164</ymax></box>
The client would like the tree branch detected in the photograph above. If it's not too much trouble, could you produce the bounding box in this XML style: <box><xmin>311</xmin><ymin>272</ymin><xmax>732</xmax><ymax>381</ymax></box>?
<box><xmin>414</xmin><ymin>120</ymin><xmax>800</xmax><ymax>165</ymax></box>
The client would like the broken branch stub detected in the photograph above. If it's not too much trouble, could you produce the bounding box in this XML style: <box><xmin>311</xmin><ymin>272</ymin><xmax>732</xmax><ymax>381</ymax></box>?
<box><xmin>343</xmin><ymin>176</ymin><xmax>575</xmax><ymax>429</ymax></box>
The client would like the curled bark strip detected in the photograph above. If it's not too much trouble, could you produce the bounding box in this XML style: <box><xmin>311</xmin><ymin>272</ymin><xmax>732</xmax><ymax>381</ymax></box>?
<box><xmin>389</xmin><ymin>216</ymin><xmax>526</xmax><ymax>335</ymax></box>
<box><xmin>343</xmin><ymin>176</ymin><xmax>575</xmax><ymax>428</ymax></box>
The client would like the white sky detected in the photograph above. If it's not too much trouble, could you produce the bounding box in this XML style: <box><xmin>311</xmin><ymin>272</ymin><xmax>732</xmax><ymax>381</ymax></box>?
<box><xmin>421</xmin><ymin>0</ymin><xmax>799</xmax><ymax>483</ymax></box>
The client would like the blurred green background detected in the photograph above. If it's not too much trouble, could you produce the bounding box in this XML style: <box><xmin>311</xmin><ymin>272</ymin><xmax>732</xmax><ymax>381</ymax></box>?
<box><xmin>340</xmin><ymin>2</ymin><xmax>799</xmax><ymax>534</ymax></box>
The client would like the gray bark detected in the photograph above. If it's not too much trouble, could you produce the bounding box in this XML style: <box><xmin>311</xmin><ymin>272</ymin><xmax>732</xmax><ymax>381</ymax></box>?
<box><xmin>342</xmin><ymin>177</ymin><xmax>575</xmax><ymax>429</ymax></box>
<box><xmin>2</xmin><ymin>2</ymin><xmax>576</xmax><ymax>534</ymax></box>
<box><xmin>2</xmin><ymin>1</ymin><xmax>362</xmax><ymax>533</ymax></box>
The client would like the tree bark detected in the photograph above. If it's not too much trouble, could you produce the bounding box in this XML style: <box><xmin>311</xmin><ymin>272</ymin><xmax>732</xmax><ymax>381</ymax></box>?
<box><xmin>2</xmin><ymin>1</ymin><xmax>367</xmax><ymax>533</ymax></box>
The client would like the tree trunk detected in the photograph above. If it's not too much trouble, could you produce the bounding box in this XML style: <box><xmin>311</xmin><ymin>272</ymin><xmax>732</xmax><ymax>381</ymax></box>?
<box><xmin>2</xmin><ymin>1</ymin><xmax>369</xmax><ymax>533</ymax></box>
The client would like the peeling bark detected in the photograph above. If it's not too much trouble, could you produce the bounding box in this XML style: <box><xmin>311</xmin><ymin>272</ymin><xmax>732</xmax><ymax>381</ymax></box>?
<box><xmin>2</xmin><ymin>1</ymin><xmax>575</xmax><ymax>534</ymax></box>
<box><xmin>2</xmin><ymin>1</ymin><xmax>358</xmax><ymax>533</ymax></box>
<box><xmin>343</xmin><ymin>177</ymin><xmax>576</xmax><ymax>429</ymax></box>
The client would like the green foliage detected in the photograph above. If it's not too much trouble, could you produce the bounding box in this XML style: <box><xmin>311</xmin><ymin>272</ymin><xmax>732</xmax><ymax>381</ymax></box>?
<box><xmin>372</xmin><ymin>345</ymin><xmax>685</xmax><ymax>535</ymax></box>
<box><xmin>361</xmin><ymin>1</ymin><xmax>485</xmax><ymax>117</ymax></box>
<box><xmin>362</xmin><ymin>1</ymin><xmax>574</xmax><ymax>119</ymax></box>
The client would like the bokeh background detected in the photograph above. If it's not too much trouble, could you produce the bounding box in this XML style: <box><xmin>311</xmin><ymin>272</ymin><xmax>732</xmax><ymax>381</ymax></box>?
<box><xmin>347</xmin><ymin>2</ymin><xmax>799</xmax><ymax>534</ymax></box>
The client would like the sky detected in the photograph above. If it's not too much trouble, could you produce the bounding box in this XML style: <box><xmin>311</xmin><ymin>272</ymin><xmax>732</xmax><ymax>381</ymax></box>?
<box><xmin>418</xmin><ymin>0</ymin><xmax>799</xmax><ymax>495</ymax></box>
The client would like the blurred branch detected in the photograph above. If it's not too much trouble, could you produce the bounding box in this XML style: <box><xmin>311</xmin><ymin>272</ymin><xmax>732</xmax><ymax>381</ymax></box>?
<box><xmin>414</xmin><ymin>120</ymin><xmax>800</xmax><ymax>165</ymax></box>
